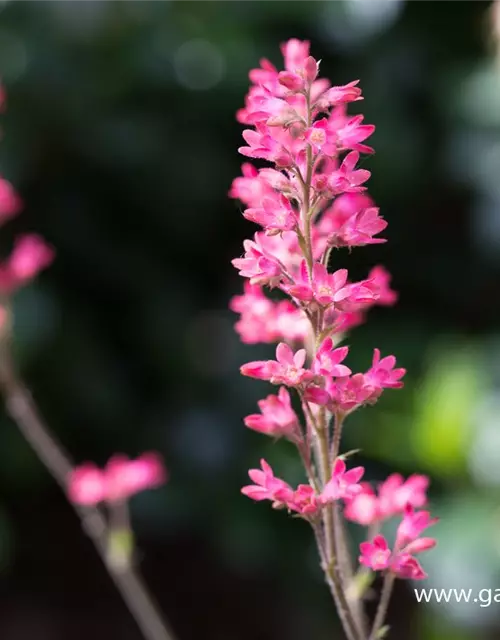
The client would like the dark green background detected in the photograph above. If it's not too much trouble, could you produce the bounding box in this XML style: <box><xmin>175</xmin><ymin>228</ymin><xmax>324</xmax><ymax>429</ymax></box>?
<box><xmin>0</xmin><ymin>2</ymin><xmax>499</xmax><ymax>639</ymax></box>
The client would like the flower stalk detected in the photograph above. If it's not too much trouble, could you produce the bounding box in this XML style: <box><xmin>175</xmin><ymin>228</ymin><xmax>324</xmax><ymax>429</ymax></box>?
<box><xmin>231</xmin><ymin>38</ymin><xmax>439</xmax><ymax>639</ymax></box>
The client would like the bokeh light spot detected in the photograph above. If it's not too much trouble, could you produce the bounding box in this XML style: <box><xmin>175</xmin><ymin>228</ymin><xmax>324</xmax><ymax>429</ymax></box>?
<box><xmin>173</xmin><ymin>38</ymin><xmax>225</xmax><ymax>91</ymax></box>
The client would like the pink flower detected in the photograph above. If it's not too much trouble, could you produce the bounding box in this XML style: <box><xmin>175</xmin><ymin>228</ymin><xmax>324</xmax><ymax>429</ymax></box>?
<box><xmin>241</xmin><ymin>458</ymin><xmax>294</xmax><ymax>507</ymax></box>
<box><xmin>335</xmin><ymin>112</ymin><xmax>376</xmax><ymax>154</ymax></box>
<box><xmin>244</xmin><ymin>194</ymin><xmax>297</xmax><ymax>234</ymax></box>
<box><xmin>345</xmin><ymin>473</ymin><xmax>430</xmax><ymax>526</ymax></box>
<box><xmin>229</xmin><ymin>163</ymin><xmax>275</xmax><ymax>208</ymax></box>
<box><xmin>392</xmin><ymin>554</ymin><xmax>428</xmax><ymax>580</ymax></box>
<box><xmin>378</xmin><ymin>473</ymin><xmax>429</xmax><ymax>517</ymax></box>
<box><xmin>359</xmin><ymin>529</ymin><xmax>437</xmax><ymax>580</ymax></box>
<box><xmin>367</xmin><ymin>266</ymin><xmax>398</xmax><ymax>306</ymax></box>
<box><xmin>282</xmin><ymin>260</ymin><xmax>351</xmax><ymax>308</ymax></box>
<box><xmin>290</xmin><ymin>484</ymin><xmax>322</xmax><ymax>516</ymax></box>
<box><xmin>395</xmin><ymin>505</ymin><xmax>438</xmax><ymax>549</ymax></box>
<box><xmin>241</xmin><ymin>342</ymin><xmax>313</xmax><ymax>386</ymax></box>
<box><xmin>321</xmin><ymin>458</ymin><xmax>364</xmax><ymax>503</ymax></box>
<box><xmin>359</xmin><ymin>535</ymin><xmax>392</xmax><ymax>571</ymax></box>
<box><xmin>327</xmin><ymin>207</ymin><xmax>387</xmax><ymax>248</ymax></box>
<box><xmin>364</xmin><ymin>349</ymin><xmax>406</xmax><ymax>394</ymax></box>
<box><xmin>344</xmin><ymin>484</ymin><xmax>379</xmax><ymax>525</ymax></box>
<box><xmin>0</xmin><ymin>234</ymin><xmax>54</xmax><ymax>295</ymax></box>
<box><xmin>312</xmin><ymin>338</ymin><xmax>351</xmax><ymax>377</ymax></box>
<box><xmin>324</xmin><ymin>374</ymin><xmax>373</xmax><ymax>413</ymax></box>
<box><xmin>68</xmin><ymin>463</ymin><xmax>106</xmax><ymax>506</ymax></box>
<box><xmin>232</xmin><ymin>233</ymin><xmax>283</xmax><ymax>286</ymax></box>
<box><xmin>0</xmin><ymin>176</ymin><xmax>21</xmax><ymax>223</ymax></box>
<box><xmin>305</xmin><ymin>119</ymin><xmax>336</xmax><ymax>155</ymax></box>
<box><xmin>238</xmin><ymin>127</ymin><xmax>293</xmax><ymax>167</ymax></box>
<box><xmin>327</xmin><ymin>151</ymin><xmax>371</xmax><ymax>195</ymax></box>
<box><xmin>105</xmin><ymin>453</ymin><xmax>167</xmax><ymax>502</ymax></box>
<box><xmin>317</xmin><ymin>81</ymin><xmax>363</xmax><ymax>109</ymax></box>
<box><xmin>281</xmin><ymin>39</ymin><xmax>310</xmax><ymax>70</ymax></box>
<box><xmin>244</xmin><ymin>387</ymin><xmax>300</xmax><ymax>441</ymax></box>
<box><xmin>68</xmin><ymin>453</ymin><xmax>167</xmax><ymax>505</ymax></box>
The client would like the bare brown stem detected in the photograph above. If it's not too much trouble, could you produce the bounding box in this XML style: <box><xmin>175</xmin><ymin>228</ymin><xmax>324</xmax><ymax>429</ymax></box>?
<box><xmin>0</xmin><ymin>351</ymin><xmax>177</xmax><ymax>640</ymax></box>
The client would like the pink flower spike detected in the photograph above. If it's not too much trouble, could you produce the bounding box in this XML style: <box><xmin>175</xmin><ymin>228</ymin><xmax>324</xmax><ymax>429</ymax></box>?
<box><xmin>359</xmin><ymin>535</ymin><xmax>391</xmax><ymax>571</ymax></box>
<box><xmin>68</xmin><ymin>464</ymin><xmax>106</xmax><ymax>506</ymax></box>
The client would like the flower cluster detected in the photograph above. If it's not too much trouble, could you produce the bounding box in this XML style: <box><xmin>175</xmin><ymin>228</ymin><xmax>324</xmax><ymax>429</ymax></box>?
<box><xmin>359</xmin><ymin>506</ymin><xmax>437</xmax><ymax>580</ymax></box>
<box><xmin>230</xmin><ymin>38</ymin><xmax>437</xmax><ymax>638</ymax></box>
<box><xmin>242</xmin><ymin>458</ymin><xmax>364</xmax><ymax>516</ymax></box>
<box><xmin>68</xmin><ymin>453</ymin><xmax>167</xmax><ymax>506</ymax></box>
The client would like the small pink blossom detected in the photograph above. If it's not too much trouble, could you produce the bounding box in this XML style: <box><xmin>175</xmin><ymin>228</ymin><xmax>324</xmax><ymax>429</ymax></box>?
<box><xmin>359</xmin><ymin>535</ymin><xmax>392</xmax><ymax>571</ymax></box>
<box><xmin>0</xmin><ymin>176</ymin><xmax>21</xmax><ymax>222</ymax></box>
<box><xmin>229</xmin><ymin>163</ymin><xmax>275</xmax><ymax>208</ymax></box>
<box><xmin>281</xmin><ymin>39</ymin><xmax>310</xmax><ymax>71</ymax></box>
<box><xmin>68</xmin><ymin>453</ymin><xmax>167</xmax><ymax>505</ymax></box>
<box><xmin>244</xmin><ymin>194</ymin><xmax>297</xmax><ymax>234</ymax></box>
<box><xmin>241</xmin><ymin>458</ymin><xmax>294</xmax><ymax>507</ymax></box>
<box><xmin>244</xmin><ymin>387</ymin><xmax>300</xmax><ymax>441</ymax></box>
<box><xmin>364</xmin><ymin>349</ymin><xmax>406</xmax><ymax>395</ymax></box>
<box><xmin>335</xmin><ymin>112</ymin><xmax>376</xmax><ymax>154</ymax></box>
<box><xmin>345</xmin><ymin>473</ymin><xmax>430</xmax><ymax>526</ymax></box>
<box><xmin>327</xmin><ymin>207</ymin><xmax>387</xmax><ymax>248</ymax></box>
<box><xmin>0</xmin><ymin>234</ymin><xmax>54</xmax><ymax>295</ymax></box>
<box><xmin>317</xmin><ymin>81</ymin><xmax>363</xmax><ymax>109</ymax></box>
<box><xmin>232</xmin><ymin>233</ymin><xmax>283</xmax><ymax>286</ymax></box>
<box><xmin>290</xmin><ymin>484</ymin><xmax>322</xmax><ymax>516</ymax></box>
<box><xmin>312</xmin><ymin>338</ymin><xmax>351</xmax><ymax>377</ymax></box>
<box><xmin>241</xmin><ymin>342</ymin><xmax>312</xmax><ymax>386</ymax></box>
<box><xmin>305</xmin><ymin>119</ymin><xmax>336</xmax><ymax>155</ymax></box>
<box><xmin>359</xmin><ymin>526</ymin><xmax>437</xmax><ymax>581</ymax></box>
<box><xmin>282</xmin><ymin>260</ymin><xmax>350</xmax><ymax>308</ymax></box>
<box><xmin>320</xmin><ymin>458</ymin><xmax>364</xmax><ymax>503</ymax></box>
<box><xmin>327</xmin><ymin>152</ymin><xmax>371</xmax><ymax>195</ymax></box>
<box><xmin>105</xmin><ymin>453</ymin><xmax>167</xmax><ymax>502</ymax></box>
<box><xmin>344</xmin><ymin>485</ymin><xmax>379</xmax><ymax>525</ymax></box>
<box><xmin>367</xmin><ymin>265</ymin><xmax>398</xmax><ymax>306</ymax></box>
<box><xmin>395</xmin><ymin>505</ymin><xmax>438</xmax><ymax>549</ymax></box>
<box><xmin>378</xmin><ymin>473</ymin><xmax>429</xmax><ymax>516</ymax></box>
<box><xmin>68</xmin><ymin>463</ymin><xmax>106</xmax><ymax>506</ymax></box>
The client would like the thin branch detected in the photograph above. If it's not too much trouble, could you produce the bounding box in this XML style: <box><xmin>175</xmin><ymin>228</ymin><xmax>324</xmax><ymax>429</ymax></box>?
<box><xmin>370</xmin><ymin>572</ymin><xmax>395</xmax><ymax>640</ymax></box>
<box><xmin>0</xmin><ymin>351</ymin><xmax>177</xmax><ymax>640</ymax></box>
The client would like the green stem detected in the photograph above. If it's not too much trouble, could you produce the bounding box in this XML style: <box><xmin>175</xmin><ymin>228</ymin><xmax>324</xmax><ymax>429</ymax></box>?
<box><xmin>370</xmin><ymin>572</ymin><xmax>395</xmax><ymax>640</ymax></box>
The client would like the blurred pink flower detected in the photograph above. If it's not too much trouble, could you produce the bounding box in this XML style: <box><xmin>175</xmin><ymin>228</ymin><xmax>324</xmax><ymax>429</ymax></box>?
<box><xmin>68</xmin><ymin>453</ymin><xmax>167</xmax><ymax>506</ymax></box>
